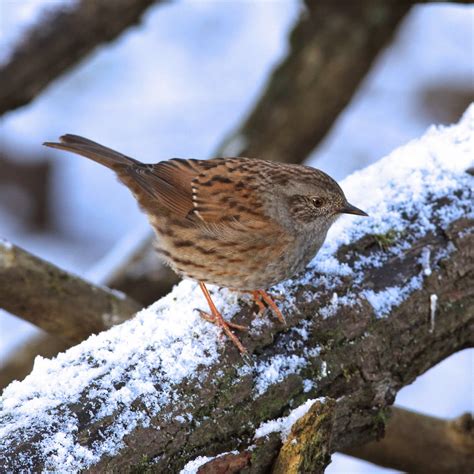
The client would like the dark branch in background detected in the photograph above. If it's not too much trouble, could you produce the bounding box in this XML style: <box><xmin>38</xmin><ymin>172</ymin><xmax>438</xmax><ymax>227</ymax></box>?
<box><xmin>0</xmin><ymin>242</ymin><xmax>140</xmax><ymax>344</ymax></box>
<box><xmin>0</xmin><ymin>153</ymin><xmax>51</xmax><ymax>229</ymax></box>
<box><xmin>0</xmin><ymin>0</ymin><xmax>163</xmax><ymax>116</ymax></box>
<box><xmin>343</xmin><ymin>407</ymin><xmax>474</xmax><ymax>473</ymax></box>
<box><xmin>216</xmin><ymin>0</ymin><xmax>412</xmax><ymax>163</ymax></box>
<box><xmin>216</xmin><ymin>0</ymin><xmax>472</xmax><ymax>163</ymax></box>
<box><xmin>99</xmin><ymin>231</ymin><xmax>180</xmax><ymax>306</ymax></box>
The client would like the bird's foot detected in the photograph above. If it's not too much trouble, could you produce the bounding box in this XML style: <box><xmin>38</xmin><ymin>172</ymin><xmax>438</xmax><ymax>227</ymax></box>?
<box><xmin>196</xmin><ymin>309</ymin><xmax>248</xmax><ymax>331</ymax></box>
<box><xmin>198</xmin><ymin>282</ymin><xmax>248</xmax><ymax>355</ymax></box>
<box><xmin>252</xmin><ymin>290</ymin><xmax>286</xmax><ymax>325</ymax></box>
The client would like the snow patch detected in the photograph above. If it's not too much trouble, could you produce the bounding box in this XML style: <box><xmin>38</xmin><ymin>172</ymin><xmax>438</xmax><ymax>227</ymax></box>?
<box><xmin>254</xmin><ymin>398</ymin><xmax>326</xmax><ymax>441</ymax></box>
<box><xmin>254</xmin><ymin>354</ymin><xmax>308</xmax><ymax>396</ymax></box>
<box><xmin>429</xmin><ymin>294</ymin><xmax>438</xmax><ymax>333</ymax></box>
<box><xmin>362</xmin><ymin>275</ymin><xmax>423</xmax><ymax>318</ymax></box>
<box><xmin>0</xmin><ymin>238</ymin><xmax>13</xmax><ymax>250</ymax></box>
<box><xmin>180</xmin><ymin>451</ymin><xmax>238</xmax><ymax>474</ymax></box>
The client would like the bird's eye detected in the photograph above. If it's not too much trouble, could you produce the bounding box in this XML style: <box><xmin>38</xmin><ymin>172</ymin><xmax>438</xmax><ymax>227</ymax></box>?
<box><xmin>312</xmin><ymin>197</ymin><xmax>324</xmax><ymax>208</ymax></box>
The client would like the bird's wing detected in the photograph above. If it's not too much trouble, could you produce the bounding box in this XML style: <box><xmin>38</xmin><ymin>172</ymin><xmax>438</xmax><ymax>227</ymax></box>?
<box><xmin>130</xmin><ymin>158</ymin><xmax>283</xmax><ymax>237</ymax></box>
<box><xmin>125</xmin><ymin>158</ymin><xmax>201</xmax><ymax>218</ymax></box>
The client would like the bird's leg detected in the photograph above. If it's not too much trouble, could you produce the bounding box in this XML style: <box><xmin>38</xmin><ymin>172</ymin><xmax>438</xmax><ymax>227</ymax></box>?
<box><xmin>198</xmin><ymin>282</ymin><xmax>248</xmax><ymax>354</ymax></box>
<box><xmin>254</xmin><ymin>290</ymin><xmax>286</xmax><ymax>325</ymax></box>
<box><xmin>251</xmin><ymin>291</ymin><xmax>267</xmax><ymax>315</ymax></box>
<box><xmin>196</xmin><ymin>309</ymin><xmax>248</xmax><ymax>331</ymax></box>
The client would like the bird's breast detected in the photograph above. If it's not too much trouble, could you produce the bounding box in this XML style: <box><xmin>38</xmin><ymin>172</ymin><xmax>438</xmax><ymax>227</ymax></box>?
<box><xmin>150</xmin><ymin>216</ymin><xmax>300</xmax><ymax>290</ymax></box>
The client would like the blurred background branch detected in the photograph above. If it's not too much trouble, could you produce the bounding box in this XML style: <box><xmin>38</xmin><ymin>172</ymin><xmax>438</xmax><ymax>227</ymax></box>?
<box><xmin>217</xmin><ymin>0</ymin><xmax>412</xmax><ymax>163</ymax></box>
<box><xmin>0</xmin><ymin>152</ymin><xmax>51</xmax><ymax>230</ymax></box>
<box><xmin>0</xmin><ymin>0</ymin><xmax>164</xmax><ymax>116</ymax></box>
<box><xmin>343</xmin><ymin>407</ymin><xmax>474</xmax><ymax>473</ymax></box>
<box><xmin>0</xmin><ymin>333</ymin><xmax>69</xmax><ymax>390</ymax></box>
<box><xmin>0</xmin><ymin>241</ymin><xmax>140</xmax><ymax>344</ymax></box>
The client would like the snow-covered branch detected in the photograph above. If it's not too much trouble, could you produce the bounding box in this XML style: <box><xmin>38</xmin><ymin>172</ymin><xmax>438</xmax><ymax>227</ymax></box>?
<box><xmin>0</xmin><ymin>108</ymin><xmax>473</xmax><ymax>472</ymax></box>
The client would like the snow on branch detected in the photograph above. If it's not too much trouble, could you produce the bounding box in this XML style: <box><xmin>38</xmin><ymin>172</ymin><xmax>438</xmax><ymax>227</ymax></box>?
<box><xmin>0</xmin><ymin>106</ymin><xmax>473</xmax><ymax>472</ymax></box>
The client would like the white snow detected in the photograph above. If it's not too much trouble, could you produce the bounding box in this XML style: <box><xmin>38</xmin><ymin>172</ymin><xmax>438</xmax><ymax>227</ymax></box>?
<box><xmin>0</xmin><ymin>280</ymin><xmax>230</xmax><ymax>470</ymax></box>
<box><xmin>362</xmin><ymin>276</ymin><xmax>424</xmax><ymax>318</ymax></box>
<box><xmin>0</xmin><ymin>238</ymin><xmax>13</xmax><ymax>250</ymax></box>
<box><xmin>180</xmin><ymin>451</ymin><xmax>238</xmax><ymax>474</ymax></box>
<box><xmin>254</xmin><ymin>398</ymin><xmax>325</xmax><ymax>441</ymax></box>
<box><xmin>429</xmin><ymin>294</ymin><xmax>438</xmax><ymax>333</ymax></box>
<box><xmin>0</xmin><ymin>106</ymin><xmax>472</xmax><ymax>472</ymax></box>
<box><xmin>305</xmin><ymin>105</ymin><xmax>473</xmax><ymax>318</ymax></box>
<box><xmin>421</xmin><ymin>247</ymin><xmax>432</xmax><ymax>276</ymax></box>
<box><xmin>253</xmin><ymin>354</ymin><xmax>308</xmax><ymax>396</ymax></box>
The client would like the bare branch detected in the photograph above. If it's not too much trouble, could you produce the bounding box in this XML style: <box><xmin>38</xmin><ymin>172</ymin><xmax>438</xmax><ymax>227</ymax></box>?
<box><xmin>94</xmin><ymin>229</ymin><xmax>180</xmax><ymax>306</ymax></box>
<box><xmin>216</xmin><ymin>0</ymin><xmax>412</xmax><ymax>163</ymax></box>
<box><xmin>0</xmin><ymin>0</ymin><xmax>163</xmax><ymax>116</ymax></box>
<box><xmin>216</xmin><ymin>0</ymin><xmax>472</xmax><ymax>164</ymax></box>
<box><xmin>343</xmin><ymin>407</ymin><xmax>474</xmax><ymax>473</ymax></box>
<box><xmin>0</xmin><ymin>241</ymin><xmax>140</xmax><ymax>344</ymax></box>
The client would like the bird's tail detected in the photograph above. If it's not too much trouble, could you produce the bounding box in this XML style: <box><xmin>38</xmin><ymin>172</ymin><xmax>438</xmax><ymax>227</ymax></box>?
<box><xmin>43</xmin><ymin>134</ymin><xmax>139</xmax><ymax>170</ymax></box>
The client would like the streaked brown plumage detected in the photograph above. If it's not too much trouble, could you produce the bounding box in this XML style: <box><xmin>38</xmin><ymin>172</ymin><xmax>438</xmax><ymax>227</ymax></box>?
<box><xmin>44</xmin><ymin>134</ymin><xmax>367</xmax><ymax>354</ymax></box>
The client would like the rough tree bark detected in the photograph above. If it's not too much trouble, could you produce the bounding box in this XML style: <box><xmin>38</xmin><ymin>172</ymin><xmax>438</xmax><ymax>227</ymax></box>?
<box><xmin>0</xmin><ymin>242</ymin><xmax>140</xmax><ymax>344</ymax></box>
<box><xmin>0</xmin><ymin>0</ymin><xmax>164</xmax><ymax>116</ymax></box>
<box><xmin>201</xmin><ymin>404</ymin><xmax>474</xmax><ymax>473</ymax></box>
<box><xmin>0</xmin><ymin>115</ymin><xmax>472</xmax><ymax>472</ymax></box>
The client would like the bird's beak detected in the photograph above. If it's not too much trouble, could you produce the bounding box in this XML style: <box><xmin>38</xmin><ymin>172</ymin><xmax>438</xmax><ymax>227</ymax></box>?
<box><xmin>339</xmin><ymin>203</ymin><xmax>368</xmax><ymax>216</ymax></box>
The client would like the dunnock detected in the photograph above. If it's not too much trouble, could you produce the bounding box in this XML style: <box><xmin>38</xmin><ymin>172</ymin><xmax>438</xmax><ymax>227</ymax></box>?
<box><xmin>44</xmin><ymin>135</ymin><xmax>367</xmax><ymax>353</ymax></box>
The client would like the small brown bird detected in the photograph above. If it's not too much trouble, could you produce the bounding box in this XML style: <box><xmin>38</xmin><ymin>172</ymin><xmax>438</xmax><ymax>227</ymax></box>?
<box><xmin>44</xmin><ymin>135</ymin><xmax>367</xmax><ymax>353</ymax></box>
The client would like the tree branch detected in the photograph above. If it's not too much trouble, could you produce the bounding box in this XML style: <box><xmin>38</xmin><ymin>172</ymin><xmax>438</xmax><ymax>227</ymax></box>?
<box><xmin>0</xmin><ymin>111</ymin><xmax>472</xmax><ymax>471</ymax></box>
<box><xmin>0</xmin><ymin>241</ymin><xmax>140</xmax><ymax>344</ymax></box>
<box><xmin>216</xmin><ymin>0</ymin><xmax>412</xmax><ymax>162</ymax></box>
<box><xmin>0</xmin><ymin>0</ymin><xmax>163</xmax><ymax>116</ymax></box>
<box><xmin>93</xmin><ymin>228</ymin><xmax>180</xmax><ymax>307</ymax></box>
<box><xmin>216</xmin><ymin>0</ymin><xmax>472</xmax><ymax>163</ymax></box>
<box><xmin>198</xmin><ymin>406</ymin><xmax>474</xmax><ymax>473</ymax></box>
<box><xmin>343</xmin><ymin>407</ymin><xmax>474</xmax><ymax>473</ymax></box>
